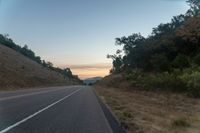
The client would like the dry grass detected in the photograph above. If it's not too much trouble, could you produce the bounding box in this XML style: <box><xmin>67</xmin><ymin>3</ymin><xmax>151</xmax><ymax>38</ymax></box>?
<box><xmin>0</xmin><ymin>44</ymin><xmax>79</xmax><ymax>90</ymax></box>
<box><xmin>94</xmin><ymin>75</ymin><xmax>200</xmax><ymax>133</ymax></box>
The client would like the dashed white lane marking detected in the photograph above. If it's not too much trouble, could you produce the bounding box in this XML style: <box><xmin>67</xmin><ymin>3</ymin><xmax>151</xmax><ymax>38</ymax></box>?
<box><xmin>0</xmin><ymin>88</ymin><xmax>82</xmax><ymax>133</ymax></box>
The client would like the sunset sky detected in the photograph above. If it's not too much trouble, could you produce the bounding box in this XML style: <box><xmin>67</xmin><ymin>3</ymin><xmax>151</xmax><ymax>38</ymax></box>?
<box><xmin>0</xmin><ymin>0</ymin><xmax>189</xmax><ymax>79</ymax></box>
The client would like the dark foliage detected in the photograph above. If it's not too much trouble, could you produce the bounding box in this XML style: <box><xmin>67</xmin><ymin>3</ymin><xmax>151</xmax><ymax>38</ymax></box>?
<box><xmin>108</xmin><ymin>0</ymin><xmax>200</xmax><ymax>73</ymax></box>
<box><xmin>108</xmin><ymin>0</ymin><xmax>200</xmax><ymax>97</ymax></box>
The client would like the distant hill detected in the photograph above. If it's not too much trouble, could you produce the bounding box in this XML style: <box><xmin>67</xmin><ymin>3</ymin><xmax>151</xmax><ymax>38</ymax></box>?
<box><xmin>0</xmin><ymin>43</ymin><xmax>81</xmax><ymax>90</ymax></box>
<box><xmin>83</xmin><ymin>77</ymin><xmax>103</xmax><ymax>85</ymax></box>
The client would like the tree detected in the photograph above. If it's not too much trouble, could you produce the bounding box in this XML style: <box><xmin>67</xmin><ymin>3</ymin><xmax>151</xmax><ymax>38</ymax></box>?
<box><xmin>172</xmin><ymin>54</ymin><xmax>190</xmax><ymax>69</ymax></box>
<box><xmin>187</xmin><ymin>0</ymin><xmax>200</xmax><ymax>16</ymax></box>
<box><xmin>171</xmin><ymin>14</ymin><xmax>185</xmax><ymax>29</ymax></box>
<box><xmin>108</xmin><ymin>0</ymin><xmax>200</xmax><ymax>73</ymax></box>
<box><xmin>107</xmin><ymin>54</ymin><xmax>123</xmax><ymax>73</ymax></box>
<box><xmin>63</xmin><ymin>68</ymin><xmax>73</xmax><ymax>77</ymax></box>
<box><xmin>187</xmin><ymin>0</ymin><xmax>200</xmax><ymax>10</ymax></box>
<box><xmin>46</xmin><ymin>62</ymin><xmax>53</xmax><ymax>68</ymax></box>
<box><xmin>115</xmin><ymin>33</ymin><xmax>145</xmax><ymax>55</ymax></box>
<box><xmin>23</xmin><ymin>45</ymin><xmax>28</xmax><ymax>50</ymax></box>
<box><xmin>152</xmin><ymin>23</ymin><xmax>173</xmax><ymax>37</ymax></box>
<box><xmin>151</xmin><ymin>54</ymin><xmax>171</xmax><ymax>72</ymax></box>
<box><xmin>176</xmin><ymin>16</ymin><xmax>200</xmax><ymax>55</ymax></box>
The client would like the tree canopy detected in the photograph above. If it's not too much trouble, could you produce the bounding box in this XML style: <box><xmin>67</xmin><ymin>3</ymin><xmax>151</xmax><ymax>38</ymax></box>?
<box><xmin>108</xmin><ymin>0</ymin><xmax>200</xmax><ymax>73</ymax></box>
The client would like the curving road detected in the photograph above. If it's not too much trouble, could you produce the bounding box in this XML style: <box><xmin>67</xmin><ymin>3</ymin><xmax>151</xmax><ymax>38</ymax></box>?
<box><xmin>0</xmin><ymin>86</ymin><xmax>121</xmax><ymax>133</ymax></box>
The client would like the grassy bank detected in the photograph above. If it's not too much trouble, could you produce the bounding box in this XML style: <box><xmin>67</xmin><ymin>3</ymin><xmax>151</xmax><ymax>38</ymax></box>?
<box><xmin>0</xmin><ymin>44</ymin><xmax>81</xmax><ymax>90</ymax></box>
<box><xmin>94</xmin><ymin>75</ymin><xmax>200</xmax><ymax>133</ymax></box>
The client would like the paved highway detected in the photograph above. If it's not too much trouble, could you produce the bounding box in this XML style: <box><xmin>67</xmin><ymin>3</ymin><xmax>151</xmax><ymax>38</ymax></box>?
<box><xmin>0</xmin><ymin>86</ymin><xmax>118</xmax><ymax>133</ymax></box>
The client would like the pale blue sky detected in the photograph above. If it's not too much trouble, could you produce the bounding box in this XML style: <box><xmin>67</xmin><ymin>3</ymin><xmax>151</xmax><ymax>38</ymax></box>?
<box><xmin>0</xmin><ymin>0</ymin><xmax>189</xmax><ymax>78</ymax></box>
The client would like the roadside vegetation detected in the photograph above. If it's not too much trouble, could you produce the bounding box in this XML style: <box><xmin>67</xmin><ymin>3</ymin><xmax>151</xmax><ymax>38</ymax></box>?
<box><xmin>95</xmin><ymin>0</ymin><xmax>200</xmax><ymax>133</ymax></box>
<box><xmin>107</xmin><ymin>0</ymin><xmax>200</xmax><ymax>97</ymax></box>
<box><xmin>95</xmin><ymin>81</ymin><xmax>200</xmax><ymax>133</ymax></box>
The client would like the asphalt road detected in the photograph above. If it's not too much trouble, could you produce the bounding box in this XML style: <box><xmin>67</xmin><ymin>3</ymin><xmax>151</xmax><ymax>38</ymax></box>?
<box><xmin>0</xmin><ymin>86</ymin><xmax>115</xmax><ymax>133</ymax></box>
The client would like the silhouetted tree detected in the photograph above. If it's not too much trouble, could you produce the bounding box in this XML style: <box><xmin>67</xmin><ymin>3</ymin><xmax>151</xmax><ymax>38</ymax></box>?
<box><xmin>108</xmin><ymin>0</ymin><xmax>200</xmax><ymax>73</ymax></box>
<box><xmin>187</xmin><ymin>0</ymin><xmax>200</xmax><ymax>16</ymax></box>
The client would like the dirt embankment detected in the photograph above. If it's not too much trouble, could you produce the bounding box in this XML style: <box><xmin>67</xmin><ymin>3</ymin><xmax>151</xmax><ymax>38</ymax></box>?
<box><xmin>94</xmin><ymin>74</ymin><xmax>200</xmax><ymax>133</ymax></box>
<box><xmin>0</xmin><ymin>44</ymin><xmax>80</xmax><ymax>90</ymax></box>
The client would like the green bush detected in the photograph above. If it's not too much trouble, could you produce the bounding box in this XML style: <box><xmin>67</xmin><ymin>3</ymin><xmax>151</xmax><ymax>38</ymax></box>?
<box><xmin>137</xmin><ymin>72</ymin><xmax>185</xmax><ymax>91</ymax></box>
<box><xmin>193</xmin><ymin>53</ymin><xmax>200</xmax><ymax>65</ymax></box>
<box><xmin>181</xmin><ymin>71</ymin><xmax>200</xmax><ymax>97</ymax></box>
<box><xmin>126</xmin><ymin>70</ymin><xmax>185</xmax><ymax>91</ymax></box>
<box><xmin>172</xmin><ymin>118</ymin><xmax>190</xmax><ymax>127</ymax></box>
<box><xmin>151</xmin><ymin>54</ymin><xmax>171</xmax><ymax>72</ymax></box>
<box><xmin>126</xmin><ymin>67</ymin><xmax>200</xmax><ymax>97</ymax></box>
<box><xmin>172</xmin><ymin>54</ymin><xmax>190</xmax><ymax>69</ymax></box>
<box><xmin>125</xmin><ymin>69</ymin><xmax>143</xmax><ymax>81</ymax></box>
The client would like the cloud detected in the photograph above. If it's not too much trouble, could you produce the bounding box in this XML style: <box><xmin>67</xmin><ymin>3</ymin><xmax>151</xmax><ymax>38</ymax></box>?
<box><xmin>69</xmin><ymin>63</ymin><xmax>111</xmax><ymax>70</ymax></box>
<box><xmin>65</xmin><ymin>63</ymin><xmax>112</xmax><ymax>79</ymax></box>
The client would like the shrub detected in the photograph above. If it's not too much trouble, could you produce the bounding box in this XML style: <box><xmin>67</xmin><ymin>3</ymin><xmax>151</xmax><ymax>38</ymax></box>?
<box><xmin>172</xmin><ymin>118</ymin><xmax>190</xmax><ymax>127</ymax></box>
<box><xmin>151</xmin><ymin>54</ymin><xmax>171</xmax><ymax>72</ymax></box>
<box><xmin>193</xmin><ymin>53</ymin><xmax>200</xmax><ymax>65</ymax></box>
<box><xmin>126</xmin><ymin>70</ymin><xmax>185</xmax><ymax>91</ymax></box>
<box><xmin>125</xmin><ymin>69</ymin><xmax>143</xmax><ymax>81</ymax></box>
<box><xmin>138</xmin><ymin>72</ymin><xmax>185</xmax><ymax>91</ymax></box>
<box><xmin>181</xmin><ymin>71</ymin><xmax>200</xmax><ymax>97</ymax></box>
<box><xmin>172</xmin><ymin>54</ymin><xmax>190</xmax><ymax>69</ymax></box>
<box><xmin>126</xmin><ymin>67</ymin><xmax>200</xmax><ymax>97</ymax></box>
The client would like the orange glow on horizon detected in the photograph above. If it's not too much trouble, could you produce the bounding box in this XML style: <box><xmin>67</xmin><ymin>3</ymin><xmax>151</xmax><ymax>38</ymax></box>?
<box><xmin>62</xmin><ymin>63</ymin><xmax>112</xmax><ymax>79</ymax></box>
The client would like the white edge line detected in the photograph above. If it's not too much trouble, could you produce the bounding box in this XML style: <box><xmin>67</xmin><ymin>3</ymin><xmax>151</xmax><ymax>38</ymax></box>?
<box><xmin>0</xmin><ymin>88</ymin><xmax>82</xmax><ymax>133</ymax></box>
